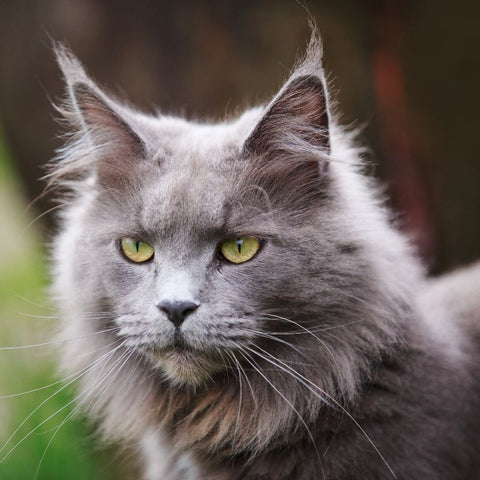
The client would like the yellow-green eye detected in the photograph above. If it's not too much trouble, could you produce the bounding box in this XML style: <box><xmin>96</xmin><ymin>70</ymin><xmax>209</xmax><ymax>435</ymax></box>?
<box><xmin>120</xmin><ymin>237</ymin><xmax>154</xmax><ymax>263</ymax></box>
<box><xmin>220</xmin><ymin>237</ymin><xmax>261</xmax><ymax>264</ymax></box>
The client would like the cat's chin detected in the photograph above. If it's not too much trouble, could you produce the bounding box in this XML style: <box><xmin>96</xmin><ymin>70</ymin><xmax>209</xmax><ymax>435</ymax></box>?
<box><xmin>148</xmin><ymin>347</ymin><xmax>225</xmax><ymax>387</ymax></box>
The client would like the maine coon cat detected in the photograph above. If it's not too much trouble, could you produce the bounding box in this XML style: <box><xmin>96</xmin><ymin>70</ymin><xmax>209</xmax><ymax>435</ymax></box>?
<box><xmin>50</xmin><ymin>33</ymin><xmax>480</xmax><ymax>479</ymax></box>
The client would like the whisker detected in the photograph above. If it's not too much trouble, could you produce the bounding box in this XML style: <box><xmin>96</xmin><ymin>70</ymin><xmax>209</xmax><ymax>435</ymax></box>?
<box><xmin>229</xmin><ymin>349</ymin><xmax>258</xmax><ymax>409</ymax></box>
<box><xmin>259</xmin><ymin>313</ymin><xmax>345</xmax><ymax>380</ymax></box>
<box><xmin>0</xmin><ymin>339</ymin><xmax>122</xmax><ymax>399</ymax></box>
<box><xmin>40</xmin><ymin>345</ymin><xmax>132</xmax><ymax>437</ymax></box>
<box><xmin>14</xmin><ymin>312</ymin><xmax>61</xmax><ymax>320</ymax></box>
<box><xmin>240</xmin><ymin>327</ymin><xmax>312</xmax><ymax>361</ymax></box>
<box><xmin>11</xmin><ymin>294</ymin><xmax>52</xmax><ymax>310</ymax></box>
<box><xmin>85</xmin><ymin>348</ymin><xmax>134</xmax><ymax>414</ymax></box>
<box><xmin>14</xmin><ymin>310</ymin><xmax>115</xmax><ymax>321</ymax></box>
<box><xmin>246</xmin><ymin>345</ymin><xmax>397</xmax><ymax>479</ymax></box>
<box><xmin>0</xmin><ymin>344</ymin><xmax>124</xmax><ymax>462</ymax></box>
<box><xmin>21</xmin><ymin>202</ymin><xmax>71</xmax><ymax>234</ymax></box>
<box><xmin>238</xmin><ymin>347</ymin><xmax>324</xmax><ymax>478</ymax></box>
<box><xmin>245</xmin><ymin>344</ymin><xmax>333</xmax><ymax>409</ymax></box>
<box><xmin>33</xmin><ymin>349</ymin><xmax>133</xmax><ymax>480</ymax></box>
<box><xmin>237</xmin><ymin>329</ymin><xmax>314</xmax><ymax>366</ymax></box>
<box><xmin>223</xmin><ymin>350</ymin><xmax>245</xmax><ymax>445</ymax></box>
<box><xmin>43</xmin><ymin>348</ymin><xmax>138</xmax><ymax>474</ymax></box>
<box><xmin>22</xmin><ymin>205</ymin><xmax>67</xmax><ymax>235</ymax></box>
<box><xmin>232</xmin><ymin>353</ymin><xmax>243</xmax><ymax>444</ymax></box>
<box><xmin>257</xmin><ymin>318</ymin><xmax>367</xmax><ymax>336</ymax></box>
<box><xmin>2</xmin><ymin>350</ymin><xmax>121</xmax><ymax>466</ymax></box>
<box><xmin>322</xmin><ymin>414</ymin><xmax>345</xmax><ymax>458</ymax></box>
<box><xmin>0</xmin><ymin>327</ymin><xmax>118</xmax><ymax>351</ymax></box>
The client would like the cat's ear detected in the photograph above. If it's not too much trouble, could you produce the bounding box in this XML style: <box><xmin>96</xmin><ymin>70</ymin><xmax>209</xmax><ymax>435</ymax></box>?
<box><xmin>243</xmin><ymin>31</ymin><xmax>330</xmax><ymax>163</ymax></box>
<box><xmin>240</xmin><ymin>36</ymin><xmax>331</xmax><ymax>211</ymax></box>
<box><xmin>55</xmin><ymin>45</ymin><xmax>146</xmax><ymax>188</ymax></box>
<box><xmin>244</xmin><ymin>72</ymin><xmax>330</xmax><ymax>159</ymax></box>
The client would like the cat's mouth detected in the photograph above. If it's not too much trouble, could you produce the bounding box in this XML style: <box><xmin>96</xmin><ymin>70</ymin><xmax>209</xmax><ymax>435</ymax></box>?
<box><xmin>144</xmin><ymin>333</ymin><xmax>226</xmax><ymax>386</ymax></box>
<box><xmin>171</xmin><ymin>330</ymin><xmax>192</xmax><ymax>351</ymax></box>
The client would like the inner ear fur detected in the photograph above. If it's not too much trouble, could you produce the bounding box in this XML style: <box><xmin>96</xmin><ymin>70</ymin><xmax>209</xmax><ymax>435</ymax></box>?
<box><xmin>240</xmin><ymin>73</ymin><xmax>331</xmax><ymax>213</ymax></box>
<box><xmin>71</xmin><ymin>82</ymin><xmax>146</xmax><ymax>189</ymax></box>
<box><xmin>244</xmin><ymin>74</ymin><xmax>330</xmax><ymax>157</ymax></box>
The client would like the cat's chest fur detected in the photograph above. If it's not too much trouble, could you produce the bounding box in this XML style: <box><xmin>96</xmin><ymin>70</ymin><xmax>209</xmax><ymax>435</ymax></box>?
<box><xmin>50</xmin><ymin>36</ymin><xmax>480</xmax><ymax>480</ymax></box>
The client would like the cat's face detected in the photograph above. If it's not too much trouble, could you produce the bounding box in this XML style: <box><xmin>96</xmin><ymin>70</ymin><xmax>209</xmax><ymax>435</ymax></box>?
<box><xmin>52</xmin><ymin>44</ymin><xmax>358</xmax><ymax>386</ymax></box>
<box><xmin>88</xmin><ymin>132</ymin><xmax>265</xmax><ymax>385</ymax></box>
<box><xmin>71</xmin><ymin>106</ymin><xmax>338</xmax><ymax>385</ymax></box>
<box><xmin>52</xmin><ymin>42</ymin><xmax>410</xmax><ymax>405</ymax></box>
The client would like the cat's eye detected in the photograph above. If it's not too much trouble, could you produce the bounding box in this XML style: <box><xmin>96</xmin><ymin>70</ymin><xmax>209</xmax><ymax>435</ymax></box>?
<box><xmin>120</xmin><ymin>237</ymin><xmax>154</xmax><ymax>263</ymax></box>
<box><xmin>220</xmin><ymin>237</ymin><xmax>261</xmax><ymax>264</ymax></box>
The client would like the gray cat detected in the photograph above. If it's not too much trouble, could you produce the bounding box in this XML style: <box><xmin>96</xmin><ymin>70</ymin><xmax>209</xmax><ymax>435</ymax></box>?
<box><xmin>49</xmin><ymin>33</ymin><xmax>480</xmax><ymax>480</ymax></box>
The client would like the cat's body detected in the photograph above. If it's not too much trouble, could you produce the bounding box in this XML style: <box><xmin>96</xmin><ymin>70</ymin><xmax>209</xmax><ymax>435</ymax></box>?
<box><xmin>50</xmin><ymin>36</ymin><xmax>480</xmax><ymax>479</ymax></box>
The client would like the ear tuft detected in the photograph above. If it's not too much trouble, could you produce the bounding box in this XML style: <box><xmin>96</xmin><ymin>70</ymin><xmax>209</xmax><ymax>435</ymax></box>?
<box><xmin>294</xmin><ymin>25</ymin><xmax>325</xmax><ymax>80</ymax></box>
<box><xmin>54</xmin><ymin>43</ymin><xmax>90</xmax><ymax>88</ymax></box>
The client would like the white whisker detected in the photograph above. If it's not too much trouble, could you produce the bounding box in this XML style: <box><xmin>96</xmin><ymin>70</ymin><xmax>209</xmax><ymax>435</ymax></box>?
<box><xmin>0</xmin><ymin>343</ymin><xmax>124</xmax><ymax>462</ymax></box>
<box><xmin>238</xmin><ymin>347</ymin><xmax>325</xmax><ymax>478</ymax></box>
<box><xmin>21</xmin><ymin>202</ymin><xmax>73</xmax><ymax>234</ymax></box>
<box><xmin>258</xmin><ymin>318</ymin><xmax>366</xmax><ymax>336</ymax></box>
<box><xmin>230</xmin><ymin>350</ymin><xmax>258</xmax><ymax>409</ymax></box>
<box><xmin>223</xmin><ymin>350</ymin><xmax>244</xmax><ymax>445</ymax></box>
<box><xmin>240</xmin><ymin>327</ymin><xmax>312</xmax><ymax>362</ymax></box>
<box><xmin>11</xmin><ymin>294</ymin><xmax>51</xmax><ymax>310</ymax></box>
<box><xmin>0</xmin><ymin>328</ymin><xmax>117</xmax><ymax>351</ymax></box>
<box><xmin>0</xmin><ymin>339</ymin><xmax>122</xmax><ymax>400</ymax></box>
<box><xmin>33</xmin><ymin>348</ymin><xmax>133</xmax><ymax>480</ymax></box>
<box><xmin>260</xmin><ymin>313</ymin><xmax>345</xmax><ymax>381</ymax></box>
<box><xmin>246</xmin><ymin>344</ymin><xmax>397</xmax><ymax>479</ymax></box>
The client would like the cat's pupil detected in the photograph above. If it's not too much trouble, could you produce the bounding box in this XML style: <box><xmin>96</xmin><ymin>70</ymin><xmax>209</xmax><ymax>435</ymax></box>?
<box><xmin>236</xmin><ymin>239</ymin><xmax>243</xmax><ymax>253</ymax></box>
<box><xmin>135</xmin><ymin>241</ymin><xmax>140</xmax><ymax>253</ymax></box>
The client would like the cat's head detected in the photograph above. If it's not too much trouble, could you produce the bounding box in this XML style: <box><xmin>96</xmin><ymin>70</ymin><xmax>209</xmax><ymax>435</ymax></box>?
<box><xmin>51</xmin><ymin>35</ymin><xmax>415</xmax><ymax>412</ymax></box>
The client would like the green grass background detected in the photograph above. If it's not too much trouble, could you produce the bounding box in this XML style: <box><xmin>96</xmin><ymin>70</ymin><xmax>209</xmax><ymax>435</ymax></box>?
<box><xmin>0</xmin><ymin>132</ymin><xmax>121</xmax><ymax>479</ymax></box>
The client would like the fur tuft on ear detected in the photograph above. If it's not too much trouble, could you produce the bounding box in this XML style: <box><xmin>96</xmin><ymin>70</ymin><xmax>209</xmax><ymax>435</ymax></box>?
<box><xmin>50</xmin><ymin>45</ymin><xmax>146</xmax><ymax>190</ymax></box>
<box><xmin>54</xmin><ymin>43</ymin><xmax>91</xmax><ymax>90</ymax></box>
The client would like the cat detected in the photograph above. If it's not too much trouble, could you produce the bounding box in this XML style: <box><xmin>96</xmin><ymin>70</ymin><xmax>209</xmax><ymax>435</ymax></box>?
<box><xmin>49</xmin><ymin>32</ymin><xmax>480</xmax><ymax>480</ymax></box>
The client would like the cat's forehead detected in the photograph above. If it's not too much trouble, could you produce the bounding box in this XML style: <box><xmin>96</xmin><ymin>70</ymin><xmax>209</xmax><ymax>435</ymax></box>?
<box><xmin>149</xmin><ymin>108</ymin><xmax>262</xmax><ymax>157</ymax></box>
<box><xmin>137</xmin><ymin>116</ymin><xmax>256</xmax><ymax>237</ymax></box>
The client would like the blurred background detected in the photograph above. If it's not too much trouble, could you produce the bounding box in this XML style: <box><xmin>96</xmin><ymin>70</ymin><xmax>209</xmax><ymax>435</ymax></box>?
<box><xmin>0</xmin><ymin>0</ymin><xmax>479</xmax><ymax>478</ymax></box>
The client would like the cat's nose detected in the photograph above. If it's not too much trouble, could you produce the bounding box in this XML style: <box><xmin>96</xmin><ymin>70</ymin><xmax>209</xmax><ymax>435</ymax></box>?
<box><xmin>156</xmin><ymin>300</ymin><xmax>199</xmax><ymax>327</ymax></box>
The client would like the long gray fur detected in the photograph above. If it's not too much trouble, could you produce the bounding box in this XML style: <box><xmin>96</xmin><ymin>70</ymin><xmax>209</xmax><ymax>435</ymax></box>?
<box><xmin>49</xmin><ymin>34</ymin><xmax>480</xmax><ymax>479</ymax></box>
